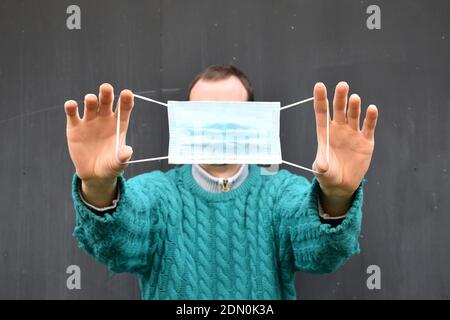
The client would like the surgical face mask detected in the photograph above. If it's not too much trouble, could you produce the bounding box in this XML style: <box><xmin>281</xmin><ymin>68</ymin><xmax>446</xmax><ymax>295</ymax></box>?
<box><xmin>167</xmin><ymin>100</ymin><xmax>282</xmax><ymax>164</ymax></box>
<box><xmin>117</xmin><ymin>94</ymin><xmax>322</xmax><ymax>174</ymax></box>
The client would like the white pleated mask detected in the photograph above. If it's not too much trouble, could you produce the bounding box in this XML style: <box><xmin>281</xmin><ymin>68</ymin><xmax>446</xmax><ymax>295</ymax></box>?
<box><xmin>167</xmin><ymin>100</ymin><xmax>282</xmax><ymax>164</ymax></box>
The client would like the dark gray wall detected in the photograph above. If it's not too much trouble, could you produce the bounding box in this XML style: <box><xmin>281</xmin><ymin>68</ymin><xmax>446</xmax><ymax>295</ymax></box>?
<box><xmin>0</xmin><ymin>0</ymin><xmax>449</xmax><ymax>299</ymax></box>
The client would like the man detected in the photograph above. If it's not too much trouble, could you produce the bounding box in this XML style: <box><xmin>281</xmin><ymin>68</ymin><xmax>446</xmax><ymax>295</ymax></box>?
<box><xmin>64</xmin><ymin>64</ymin><xmax>378</xmax><ymax>299</ymax></box>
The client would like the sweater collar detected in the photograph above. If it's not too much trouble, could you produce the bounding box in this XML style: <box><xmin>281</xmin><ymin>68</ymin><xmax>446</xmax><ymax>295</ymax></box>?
<box><xmin>182</xmin><ymin>164</ymin><xmax>260</xmax><ymax>202</ymax></box>
<box><xmin>191</xmin><ymin>164</ymin><xmax>249</xmax><ymax>193</ymax></box>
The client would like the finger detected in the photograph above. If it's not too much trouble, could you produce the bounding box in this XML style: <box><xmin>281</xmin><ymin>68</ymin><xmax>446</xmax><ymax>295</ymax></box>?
<box><xmin>64</xmin><ymin>100</ymin><xmax>80</xmax><ymax>128</ymax></box>
<box><xmin>98</xmin><ymin>83</ymin><xmax>114</xmax><ymax>116</ymax></box>
<box><xmin>332</xmin><ymin>81</ymin><xmax>349</xmax><ymax>124</ymax></box>
<box><xmin>116</xmin><ymin>89</ymin><xmax>134</xmax><ymax>124</ymax></box>
<box><xmin>83</xmin><ymin>94</ymin><xmax>98</xmax><ymax>121</ymax></box>
<box><xmin>347</xmin><ymin>94</ymin><xmax>361</xmax><ymax>130</ymax></box>
<box><xmin>313</xmin><ymin>82</ymin><xmax>329</xmax><ymax>144</ymax></box>
<box><xmin>362</xmin><ymin>105</ymin><xmax>378</xmax><ymax>140</ymax></box>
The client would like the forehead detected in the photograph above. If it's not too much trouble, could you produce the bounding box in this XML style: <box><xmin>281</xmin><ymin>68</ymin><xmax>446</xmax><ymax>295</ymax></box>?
<box><xmin>189</xmin><ymin>76</ymin><xmax>248</xmax><ymax>101</ymax></box>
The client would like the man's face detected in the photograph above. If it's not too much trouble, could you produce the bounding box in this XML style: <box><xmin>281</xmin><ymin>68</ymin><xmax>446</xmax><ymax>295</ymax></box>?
<box><xmin>189</xmin><ymin>75</ymin><xmax>248</xmax><ymax>168</ymax></box>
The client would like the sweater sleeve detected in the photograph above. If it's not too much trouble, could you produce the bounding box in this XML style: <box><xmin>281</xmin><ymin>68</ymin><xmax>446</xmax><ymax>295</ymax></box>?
<box><xmin>71</xmin><ymin>171</ymin><xmax>170</xmax><ymax>274</ymax></box>
<box><xmin>275</xmin><ymin>171</ymin><xmax>365</xmax><ymax>274</ymax></box>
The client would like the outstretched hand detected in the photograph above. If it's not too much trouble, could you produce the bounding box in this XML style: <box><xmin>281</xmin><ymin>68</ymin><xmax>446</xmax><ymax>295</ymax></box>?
<box><xmin>64</xmin><ymin>84</ymin><xmax>135</xmax><ymax>207</ymax></box>
<box><xmin>65</xmin><ymin>83</ymin><xmax>135</xmax><ymax>183</ymax></box>
<box><xmin>312</xmin><ymin>82</ymin><xmax>378</xmax><ymax>216</ymax></box>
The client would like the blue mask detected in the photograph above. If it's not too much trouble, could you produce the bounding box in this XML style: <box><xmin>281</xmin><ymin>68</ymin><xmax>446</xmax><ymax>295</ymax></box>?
<box><xmin>167</xmin><ymin>100</ymin><xmax>282</xmax><ymax>164</ymax></box>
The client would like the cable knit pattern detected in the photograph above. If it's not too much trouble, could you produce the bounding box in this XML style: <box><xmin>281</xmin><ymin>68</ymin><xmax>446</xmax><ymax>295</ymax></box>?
<box><xmin>71</xmin><ymin>164</ymin><xmax>364</xmax><ymax>300</ymax></box>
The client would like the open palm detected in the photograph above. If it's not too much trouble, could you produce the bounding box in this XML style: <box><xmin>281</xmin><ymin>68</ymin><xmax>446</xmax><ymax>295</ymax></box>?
<box><xmin>65</xmin><ymin>84</ymin><xmax>135</xmax><ymax>184</ymax></box>
<box><xmin>312</xmin><ymin>82</ymin><xmax>378</xmax><ymax>197</ymax></box>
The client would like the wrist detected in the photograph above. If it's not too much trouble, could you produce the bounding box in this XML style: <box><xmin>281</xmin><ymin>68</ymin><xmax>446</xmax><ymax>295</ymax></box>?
<box><xmin>81</xmin><ymin>178</ymin><xmax>118</xmax><ymax>207</ymax></box>
<box><xmin>318</xmin><ymin>185</ymin><xmax>355</xmax><ymax>217</ymax></box>
<box><xmin>319</xmin><ymin>183</ymin><xmax>356</xmax><ymax>198</ymax></box>
<box><xmin>81</xmin><ymin>176</ymin><xmax>116</xmax><ymax>190</ymax></box>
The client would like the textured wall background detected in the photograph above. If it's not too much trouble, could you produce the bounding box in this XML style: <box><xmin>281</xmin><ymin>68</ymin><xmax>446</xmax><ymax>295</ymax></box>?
<box><xmin>0</xmin><ymin>0</ymin><xmax>449</xmax><ymax>299</ymax></box>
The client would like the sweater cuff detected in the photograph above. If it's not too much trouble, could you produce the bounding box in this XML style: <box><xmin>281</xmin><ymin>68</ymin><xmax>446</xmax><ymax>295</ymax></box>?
<box><xmin>77</xmin><ymin>180</ymin><xmax>120</xmax><ymax>212</ymax></box>
<box><xmin>71</xmin><ymin>172</ymin><xmax>126</xmax><ymax>221</ymax></box>
<box><xmin>309</xmin><ymin>177</ymin><xmax>365</xmax><ymax>233</ymax></box>
<box><xmin>317</xmin><ymin>196</ymin><xmax>347</xmax><ymax>220</ymax></box>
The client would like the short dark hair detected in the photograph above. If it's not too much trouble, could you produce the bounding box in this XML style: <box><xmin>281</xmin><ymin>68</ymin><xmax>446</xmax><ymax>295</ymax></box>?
<box><xmin>186</xmin><ymin>64</ymin><xmax>254</xmax><ymax>101</ymax></box>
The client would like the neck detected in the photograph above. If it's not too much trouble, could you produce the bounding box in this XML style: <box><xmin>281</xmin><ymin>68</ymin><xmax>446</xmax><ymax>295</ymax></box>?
<box><xmin>199</xmin><ymin>164</ymin><xmax>242</xmax><ymax>178</ymax></box>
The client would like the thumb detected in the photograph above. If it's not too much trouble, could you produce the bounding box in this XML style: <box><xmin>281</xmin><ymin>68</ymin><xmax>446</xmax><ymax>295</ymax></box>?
<box><xmin>116</xmin><ymin>145</ymin><xmax>133</xmax><ymax>164</ymax></box>
<box><xmin>312</xmin><ymin>152</ymin><xmax>329</xmax><ymax>174</ymax></box>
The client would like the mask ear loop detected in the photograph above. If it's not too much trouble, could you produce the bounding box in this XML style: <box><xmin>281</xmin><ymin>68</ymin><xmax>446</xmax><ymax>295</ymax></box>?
<box><xmin>279</xmin><ymin>97</ymin><xmax>329</xmax><ymax>175</ymax></box>
<box><xmin>116</xmin><ymin>94</ymin><xmax>169</xmax><ymax>165</ymax></box>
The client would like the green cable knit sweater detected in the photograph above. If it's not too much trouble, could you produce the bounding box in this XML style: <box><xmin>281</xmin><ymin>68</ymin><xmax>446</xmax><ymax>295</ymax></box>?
<box><xmin>71</xmin><ymin>164</ymin><xmax>364</xmax><ymax>300</ymax></box>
